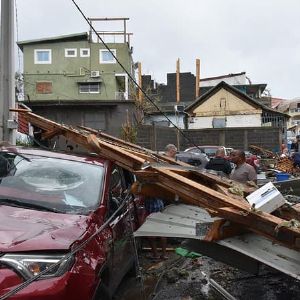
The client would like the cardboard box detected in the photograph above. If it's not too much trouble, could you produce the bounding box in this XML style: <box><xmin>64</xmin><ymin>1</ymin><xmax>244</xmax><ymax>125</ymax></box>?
<box><xmin>246</xmin><ymin>182</ymin><xmax>286</xmax><ymax>213</ymax></box>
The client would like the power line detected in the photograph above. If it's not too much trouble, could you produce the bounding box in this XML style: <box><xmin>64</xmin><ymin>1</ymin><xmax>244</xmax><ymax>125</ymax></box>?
<box><xmin>71</xmin><ymin>0</ymin><xmax>198</xmax><ymax>149</ymax></box>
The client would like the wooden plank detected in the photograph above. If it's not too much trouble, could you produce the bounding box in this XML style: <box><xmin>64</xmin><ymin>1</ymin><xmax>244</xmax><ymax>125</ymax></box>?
<box><xmin>13</xmin><ymin>110</ymin><xmax>300</xmax><ymax>251</ymax></box>
<box><xmin>41</xmin><ymin>128</ymin><xmax>63</xmax><ymax>140</ymax></box>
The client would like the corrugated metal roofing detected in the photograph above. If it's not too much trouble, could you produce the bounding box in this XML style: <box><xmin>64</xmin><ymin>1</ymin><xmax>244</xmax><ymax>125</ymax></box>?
<box><xmin>17</xmin><ymin>32</ymin><xmax>89</xmax><ymax>50</ymax></box>
<box><xmin>135</xmin><ymin>204</ymin><xmax>300</xmax><ymax>279</ymax></box>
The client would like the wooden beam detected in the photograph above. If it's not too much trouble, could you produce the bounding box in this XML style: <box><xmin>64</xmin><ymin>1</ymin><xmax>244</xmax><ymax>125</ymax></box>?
<box><xmin>176</xmin><ymin>58</ymin><xmax>180</xmax><ymax>103</ymax></box>
<box><xmin>195</xmin><ymin>58</ymin><xmax>200</xmax><ymax>98</ymax></box>
<box><xmin>12</xmin><ymin>109</ymin><xmax>300</xmax><ymax>251</ymax></box>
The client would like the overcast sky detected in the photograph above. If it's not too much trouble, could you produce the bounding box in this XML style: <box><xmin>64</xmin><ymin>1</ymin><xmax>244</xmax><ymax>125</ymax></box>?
<box><xmin>13</xmin><ymin>0</ymin><xmax>300</xmax><ymax>99</ymax></box>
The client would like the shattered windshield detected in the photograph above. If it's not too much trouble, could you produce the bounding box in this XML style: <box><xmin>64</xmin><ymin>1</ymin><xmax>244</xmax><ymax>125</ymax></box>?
<box><xmin>0</xmin><ymin>152</ymin><xmax>104</xmax><ymax>214</ymax></box>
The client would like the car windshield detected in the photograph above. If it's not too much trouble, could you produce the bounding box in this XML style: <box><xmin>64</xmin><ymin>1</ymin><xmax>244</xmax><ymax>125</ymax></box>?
<box><xmin>0</xmin><ymin>152</ymin><xmax>104</xmax><ymax>215</ymax></box>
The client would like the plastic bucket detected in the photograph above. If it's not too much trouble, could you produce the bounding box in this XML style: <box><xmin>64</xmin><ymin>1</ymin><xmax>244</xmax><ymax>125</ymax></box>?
<box><xmin>276</xmin><ymin>173</ymin><xmax>290</xmax><ymax>182</ymax></box>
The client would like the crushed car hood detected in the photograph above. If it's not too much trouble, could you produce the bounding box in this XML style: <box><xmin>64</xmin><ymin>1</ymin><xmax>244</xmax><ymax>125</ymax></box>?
<box><xmin>0</xmin><ymin>205</ymin><xmax>90</xmax><ymax>252</ymax></box>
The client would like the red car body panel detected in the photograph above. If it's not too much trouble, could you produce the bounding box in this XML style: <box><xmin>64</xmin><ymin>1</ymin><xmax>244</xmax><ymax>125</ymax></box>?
<box><xmin>0</xmin><ymin>206</ymin><xmax>89</xmax><ymax>251</ymax></box>
<box><xmin>0</xmin><ymin>147</ymin><xmax>143</xmax><ymax>299</ymax></box>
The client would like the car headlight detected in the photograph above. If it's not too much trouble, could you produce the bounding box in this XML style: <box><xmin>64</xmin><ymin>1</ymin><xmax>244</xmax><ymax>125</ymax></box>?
<box><xmin>0</xmin><ymin>254</ymin><xmax>74</xmax><ymax>280</ymax></box>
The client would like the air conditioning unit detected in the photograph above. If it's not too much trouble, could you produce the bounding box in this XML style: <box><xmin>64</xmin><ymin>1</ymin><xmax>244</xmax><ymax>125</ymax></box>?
<box><xmin>90</xmin><ymin>70</ymin><xmax>100</xmax><ymax>78</ymax></box>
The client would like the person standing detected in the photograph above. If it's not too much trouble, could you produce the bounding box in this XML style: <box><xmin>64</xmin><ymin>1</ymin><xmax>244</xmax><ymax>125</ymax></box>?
<box><xmin>145</xmin><ymin>144</ymin><xmax>177</xmax><ymax>260</ymax></box>
<box><xmin>144</xmin><ymin>196</ymin><xmax>167</xmax><ymax>260</ymax></box>
<box><xmin>205</xmin><ymin>148</ymin><xmax>232</xmax><ymax>176</ymax></box>
<box><xmin>230</xmin><ymin>150</ymin><xmax>257</xmax><ymax>184</ymax></box>
<box><xmin>291</xmin><ymin>135</ymin><xmax>300</xmax><ymax>152</ymax></box>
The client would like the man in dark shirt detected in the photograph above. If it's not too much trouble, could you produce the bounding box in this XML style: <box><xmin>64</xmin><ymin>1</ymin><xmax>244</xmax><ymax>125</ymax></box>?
<box><xmin>205</xmin><ymin>148</ymin><xmax>232</xmax><ymax>176</ymax></box>
<box><xmin>292</xmin><ymin>152</ymin><xmax>300</xmax><ymax>167</ymax></box>
<box><xmin>291</xmin><ymin>135</ymin><xmax>300</xmax><ymax>152</ymax></box>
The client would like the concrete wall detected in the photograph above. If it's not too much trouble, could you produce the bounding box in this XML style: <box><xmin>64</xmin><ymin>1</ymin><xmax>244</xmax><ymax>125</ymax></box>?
<box><xmin>27</xmin><ymin>101</ymin><xmax>136</xmax><ymax>138</ymax></box>
<box><xmin>22</xmin><ymin>40</ymin><xmax>133</xmax><ymax>101</ymax></box>
<box><xmin>189</xmin><ymin>114</ymin><xmax>261</xmax><ymax>129</ymax></box>
<box><xmin>136</xmin><ymin>125</ymin><xmax>282</xmax><ymax>153</ymax></box>
<box><xmin>143</xmin><ymin>114</ymin><xmax>185</xmax><ymax>129</ymax></box>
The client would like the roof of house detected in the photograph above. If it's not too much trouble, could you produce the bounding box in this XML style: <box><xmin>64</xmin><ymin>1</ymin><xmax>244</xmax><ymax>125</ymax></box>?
<box><xmin>145</xmin><ymin>102</ymin><xmax>193</xmax><ymax>115</ymax></box>
<box><xmin>185</xmin><ymin>81</ymin><xmax>290</xmax><ymax>118</ymax></box>
<box><xmin>17</xmin><ymin>32</ymin><xmax>89</xmax><ymax>50</ymax></box>
<box><xmin>271</xmin><ymin>97</ymin><xmax>289</xmax><ymax>109</ymax></box>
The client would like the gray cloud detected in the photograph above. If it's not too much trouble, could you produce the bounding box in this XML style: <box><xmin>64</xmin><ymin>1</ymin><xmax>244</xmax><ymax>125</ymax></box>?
<box><xmin>14</xmin><ymin>0</ymin><xmax>300</xmax><ymax>98</ymax></box>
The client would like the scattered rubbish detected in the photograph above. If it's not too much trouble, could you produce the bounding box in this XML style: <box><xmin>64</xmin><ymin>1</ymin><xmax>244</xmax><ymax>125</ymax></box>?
<box><xmin>175</xmin><ymin>247</ymin><xmax>201</xmax><ymax>258</ymax></box>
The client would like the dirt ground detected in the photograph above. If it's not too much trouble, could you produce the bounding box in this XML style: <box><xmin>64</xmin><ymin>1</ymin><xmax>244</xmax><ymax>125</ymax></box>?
<box><xmin>115</xmin><ymin>239</ymin><xmax>300</xmax><ymax>300</ymax></box>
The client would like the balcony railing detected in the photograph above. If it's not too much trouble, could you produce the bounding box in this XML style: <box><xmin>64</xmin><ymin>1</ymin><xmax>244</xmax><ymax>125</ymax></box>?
<box><xmin>290</xmin><ymin>108</ymin><xmax>300</xmax><ymax>113</ymax></box>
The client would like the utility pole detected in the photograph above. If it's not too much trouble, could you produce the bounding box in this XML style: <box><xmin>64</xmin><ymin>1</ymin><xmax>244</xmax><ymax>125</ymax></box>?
<box><xmin>0</xmin><ymin>0</ymin><xmax>17</xmax><ymax>144</ymax></box>
<box><xmin>195</xmin><ymin>58</ymin><xmax>200</xmax><ymax>98</ymax></box>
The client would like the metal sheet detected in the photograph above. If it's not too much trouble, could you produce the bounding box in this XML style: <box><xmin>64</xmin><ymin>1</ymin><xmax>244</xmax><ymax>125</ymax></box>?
<box><xmin>135</xmin><ymin>204</ymin><xmax>300</xmax><ymax>280</ymax></box>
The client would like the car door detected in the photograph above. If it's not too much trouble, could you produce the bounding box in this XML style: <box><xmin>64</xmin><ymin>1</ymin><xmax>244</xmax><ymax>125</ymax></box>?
<box><xmin>106</xmin><ymin>165</ymin><xmax>135</xmax><ymax>291</ymax></box>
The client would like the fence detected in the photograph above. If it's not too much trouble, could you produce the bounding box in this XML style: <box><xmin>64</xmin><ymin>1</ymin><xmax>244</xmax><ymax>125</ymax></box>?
<box><xmin>136</xmin><ymin>125</ymin><xmax>282</xmax><ymax>153</ymax></box>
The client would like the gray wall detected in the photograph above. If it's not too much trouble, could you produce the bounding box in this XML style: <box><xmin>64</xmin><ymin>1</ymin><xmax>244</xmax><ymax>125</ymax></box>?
<box><xmin>26</xmin><ymin>101</ymin><xmax>136</xmax><ymax>150</ymax></box>
<box><xmin>136</xmin><ymin>125</ymin><xmax>282</xmax><ymax>153</ymax></box>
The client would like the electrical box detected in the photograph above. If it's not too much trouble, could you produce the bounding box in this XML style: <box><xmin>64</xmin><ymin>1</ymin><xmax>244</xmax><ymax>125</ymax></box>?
<box><xmin>246</xmin><ymin>182</ymin><xmax>286</xmax><ymax>213</ymax></box>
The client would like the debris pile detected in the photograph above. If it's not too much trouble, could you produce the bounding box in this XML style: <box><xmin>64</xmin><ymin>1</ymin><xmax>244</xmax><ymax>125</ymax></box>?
<box><xmin>249</xmin><ymin>145</ymin><xmax>276</xmax><ymax>159</ymax></box>
<box><xmin>249</xmin><ymin>144</ymin><xmax>300</xmax><ymax>176</ymax></box>
<box><xmin>12</xmin><ymin>109</ymin><xmax>300</xmax><ymax>252</ymax></box>
<box><xmin>276</xmin><ymin>157</ymin><xmax>300</xmax><ymax>175</ymax></box>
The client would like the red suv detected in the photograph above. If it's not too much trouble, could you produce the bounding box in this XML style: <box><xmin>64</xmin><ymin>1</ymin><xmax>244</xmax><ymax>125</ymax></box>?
<box><xmin>0</xmin><ymin>147</ymin><xmax>144</xmax><ymax>300</ymax></box>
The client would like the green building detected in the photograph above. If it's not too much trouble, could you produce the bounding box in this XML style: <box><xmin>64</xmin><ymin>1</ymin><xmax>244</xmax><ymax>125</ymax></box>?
<box><xmin>17</xmin><ymin>23</ymin><xmax>138</xmax><ymax>141</ymax></box>
<box><xmin>18</xmin><ymin>32</ymin><xmax>134</xmax><ymax>101</ymax></box>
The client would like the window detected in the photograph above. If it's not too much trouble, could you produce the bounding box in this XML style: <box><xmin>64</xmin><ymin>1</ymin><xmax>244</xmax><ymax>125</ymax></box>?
<box><xmin>34</xmin><ymin>49</ymin><xmax>52</xmax><ymax>64</ymax></box>
<box><xmin>0</xmin><ymin>153</ymin><xmax>104</xmax><ymax>214</ymax></box>
<box><xmin>220</xmin><ymin>98</ymin><xmax>226</xmax><ymax>109</ymax></box>
<box><xmin>65</xmin><ymin>48</ymin><xmax>77</xmax><ymax>57</ymax></box>
<box><xmin>79</xmin><ymin>82</ymin><xmax>100</xmax><ymax>94</ymax></box>
<box><xmin>212</xmin><ymin>117</ymin><xmax>226</xmax><ymax>128</ymax></box>
<box><xmin>80</xmin><ymin>48</ymin><xmax>90</xmax><ymax>57</ymax></box>
<box><xmin>100</xmin><ymin>49</ymin><xmax>116</xmax><ymax>64</ymax></box>
<box><xmin>36</xmin><ymin>82</ymin><xmax>52</xmax><ymax>94</ymax></box>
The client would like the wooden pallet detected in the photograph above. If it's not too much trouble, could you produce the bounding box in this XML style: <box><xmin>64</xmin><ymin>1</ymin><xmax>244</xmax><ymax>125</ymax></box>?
<box><xmin>12</xmin><ymin>109</ymin><xmax>300</xmax><ymax>251</ymax></box>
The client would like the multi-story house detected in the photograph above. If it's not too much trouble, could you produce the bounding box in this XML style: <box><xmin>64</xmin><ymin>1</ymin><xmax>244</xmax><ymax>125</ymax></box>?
<box><xmin>17</xmin><ymin>18</ymin><xmax>137</xmax><ymax>139</ymax></box>
<box><xmin>273</xmin><ymin>98</ymin><xmax>300</xmax><ymax>138</ymax></box>
<box><xmin>142</xmin><ymin>71</ymin><xmax>273</xmax><ymax>129</ymax></box>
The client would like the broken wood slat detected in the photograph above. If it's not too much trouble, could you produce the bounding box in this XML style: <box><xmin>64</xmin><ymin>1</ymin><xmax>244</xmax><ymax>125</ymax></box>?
<box><xmin>78</xmin><ymin>125</ymin><xmax>156</xmax><ymax>154</ymax></box>
<box><xmin>215</xmin><ymin>184</ymin><xmax>247</xmax><ymax>203</ymax></box>
<box><xmin>156</xmin><ymin>168</ymin><xmax>250</xmax><ymax>211</ymax></box>
<box><xmin>42</xmin><ymin>128</ymin><xmax>63</xmax><ymax>140</ymax></box>
<box><xmin>274</xmin><ymin>204</ymin><xmax>300</xmax><ymax>222</ymax></box>
<box><xmin>155</xmin><ymin>169</ymin><xmax>300</xmax><ymax>249</ymax></box>
<box><xmin>217</xmin><ymin>207</ymin><xmax>300</xmax><ymax>248</ymax></box>
<box><xmin>131</xmin><ymin>181</ymin><xmax>177</xmax><ymax>202</ymax></box>
<box><xmin>78</xmin><ymin>124</ymin><xmax>185</xmax><ymax>166</ymax></box>
<box><xmin>204</xmin><ymin>219</ymin><xmax>248</xmax><ymax>242</ymax></box>
<box><xmin>19</xmin><ymin>111</ymin><xmax>146</xmax><ymax>171</ymax></box>
<box><xmin>13</xmin><ymin>110</ymin><xmax>300</xmax><ymax>251</ymax></box>
<box><xmin>11</xmin><ymin>108</ymin><xmax>31</xmax><ymax>113</ymax></box>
